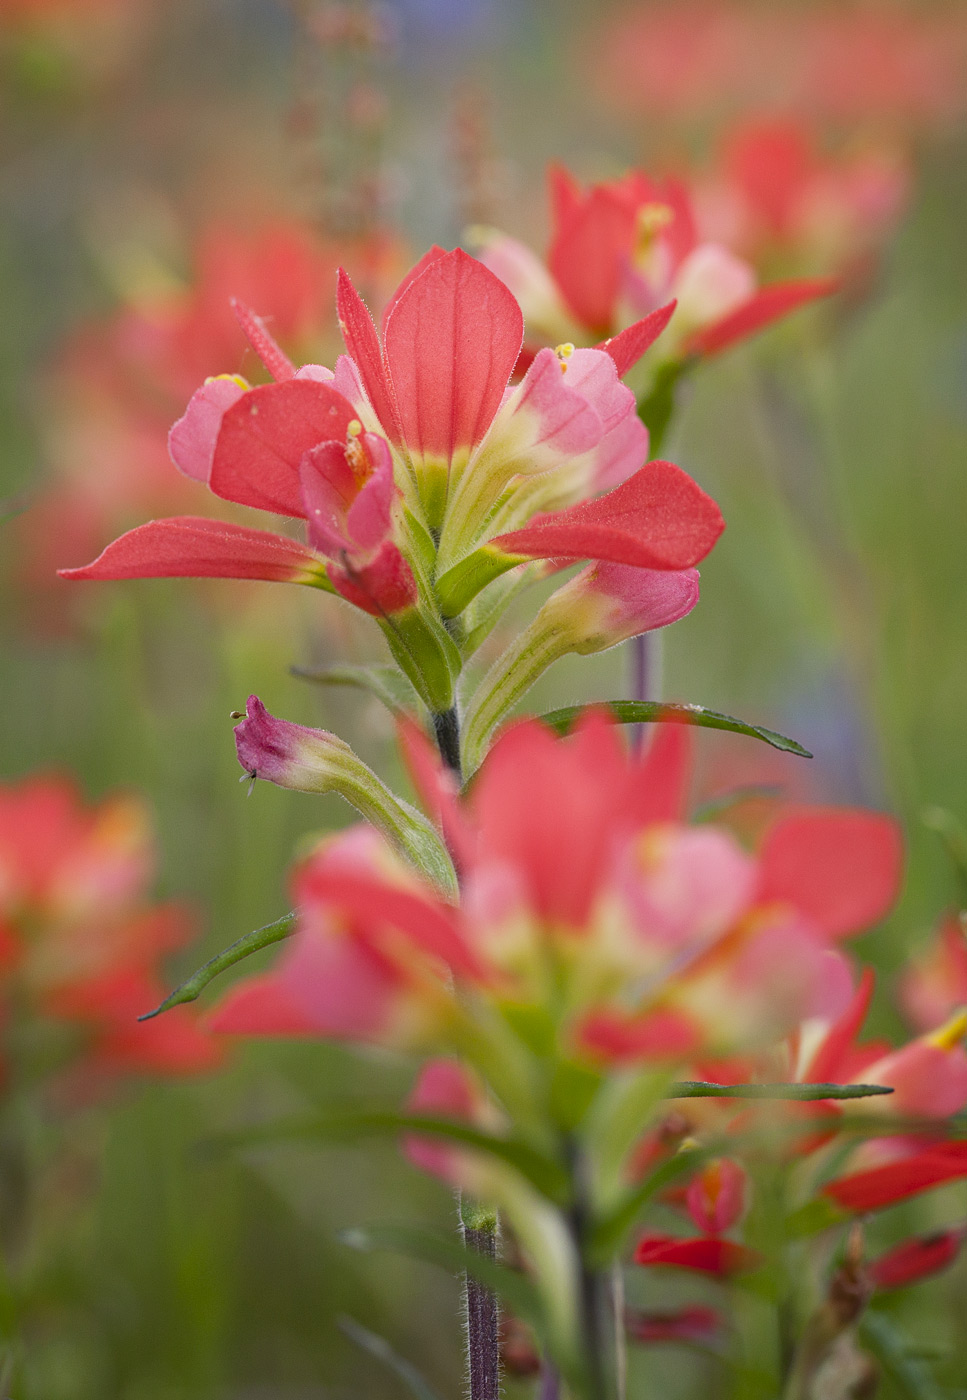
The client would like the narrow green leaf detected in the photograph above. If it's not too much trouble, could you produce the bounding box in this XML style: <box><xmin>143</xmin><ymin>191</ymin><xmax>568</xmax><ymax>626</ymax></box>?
<box><xmin>291</xmin><ymin>662</ymin><xmax>422</xmax><ymax>718</ymax></box>
<box><xmin>138</xmin><ymin>911</ymin><xmax>296</xmax><ymax>1020</ymax></box>
<box><xmin>785</xmin><ymin>1197</ymin><xmax>846</xmax><ymax>1239</ymax></box>
<box><xmin>591</xmin><ymin>1149</ymin><xmax>705</xmax><ymax>1261</ymax></box>
<box><xmin>540</xmin><ymin>701</ymin><xmax>812</xmax><ymax>758</ymax></box>
<box><xmin>206</xmin><ymin>1109</ymin><xmax>569</xmax><ymax>1201</ymax></box>
<box><xmin>338</xmin><ymin>1315</ymin><xmax>444</xmax><ymax>1400</ymax></box>
<box><xmin>668</xmin><ymin>1082</ymin><xmax>893</xmax><ymax>1101</ymax></box>
<box><xmin>923</xmin><ymin>807</ymin><xmax>967</xmax><ymax>907</ymax></box>
<box><xmin>340</xmin><ymin>1222</ymin><xmax>543</xmax><ymax>1331</ymax></box>
<box><xmin>860</xmin><ymin>1311</ymin><xmax>946</xmax><ymax>1400</ymax></box>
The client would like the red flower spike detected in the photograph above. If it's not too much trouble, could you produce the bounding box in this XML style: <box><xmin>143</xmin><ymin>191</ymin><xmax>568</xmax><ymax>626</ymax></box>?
<box><xmin>685</xmin><ymin>278</ymin><xmax>838</xmax><ymax>357</ymax></box>
<box><xmin>869</xmin><ymin>1230</ymin><xmax>965</xmax><ymax>1290</ymax></box>
<box><xmin>598</xmin><ymin>302</ymin><xmax>677</xmax><ymax>378</ymax></box>
<box><xmin>382</xmin><ymin>248</ymin><xmax>524</xmax><ymax>465</ymax></box>
<box><xmin>57</xmin><ymin>516</ymin><xmax>329</xmax><ymax>586</ymax></box>
<box><xmin>208</xmin><ymin>378</ymin><xmax>359</xmax><ymax>517</ymax></box>
<box><xmin>494</xmin><ymin>459</ymin><xmax>724</xmax><ymax>573</ymax></box>
<box><xmin>824</xmin><ymin>1141</ymin><xmax>967</xmax><ymax>1213</ymax></box>
<box><xmin>758</xmin><ymin>808</ymin><xmax>902</xmax><ymax>939</ymax></box>
<box><xmin>230</xmin><ymin>298</ymin><xmax>297</xmax><ymax>382</ymax></box>
<box><xmin>634</xmin><ymin>1233</ymin><xmax>762</xmax><ymax>1277</ymax></box>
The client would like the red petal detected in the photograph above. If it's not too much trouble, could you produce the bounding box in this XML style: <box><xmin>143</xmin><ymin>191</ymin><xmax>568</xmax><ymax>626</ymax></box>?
<box><xmin>548</xmin><ymin>162</ymin><xmax>582</xmax><ymax>231</ymax></box>
<box><xmin>209</xmin><ymin>973</ymin><xmax>319</xmax><ymax>1035</ymax></box>
<box><xmin>379</xmin><ymin>245</ymin><xmax>448</xmax><ymax>337</ymax></box>
<box><xmin>549</xmin><ymin>185</ymin><xmax>640</xmax><ymax>332</ymax></box>
<box><xmin>383</xmin><ymin>248</ymin><xmax>523</xmax><ymax>463</ymax></box>
<box><xmin>824</xmin><ymin>1142</ymin><xmax>967</xmax><ymax>1212</ymax></box>
<box><xmin>58</xmin><ymin>516</ymin><xmax>327</xmax><ymax>585</ymax></box>
<box><xmin>758</xmin><ymin>809</ymin><xmax>902</xmax><ymax>939</ymax></box>
<box><xmin>869</xmin><ymin>1230</ymin><xmax>963</xmax><ymax>1290</ymax></box>
<box><xmin>633</xmin><ymin>1233</ymin><xmax>762</xmax><ymax>1276</ymax></box>
<box><xmin>628</xmin><ymin>723</ymin><xmax>693</xmax><ymax>825</ymax></box>
<box><xmin>804</xmin><ymin>967</ymin><xmax>876</xmax><ymax>1082</ymax></box>
<box><xmin>494</xmin><ymin>460</ymin><xmax>724</xmax><ymax>571</ymax></box>
<box><xmin>231</xmin><ymin>297</ymin><xmax>297</xmax><ymax>381</ymax></box>
<box><xmin>210</xmin><ymin>378</ymin><xmax>358</xmax><ymax>516</ymax></box>
<box><xmin>598</xmin><ymin>302</ymin><xmax>677</xmax><ymax>377</ymax></box>
<box><xmin>686</xmin><ymin>278</ymin><xmax>837</xmax><ymax>357</ymax></box>
<box><xmin>627</xmin><ymin>1305</ymin><xmax>722</xmax><ymax>1347</ymax></box>
<box><xmin>336</xmin><ymin>268</ymin><xmax>402</xmax><ymax>439</ymax></box>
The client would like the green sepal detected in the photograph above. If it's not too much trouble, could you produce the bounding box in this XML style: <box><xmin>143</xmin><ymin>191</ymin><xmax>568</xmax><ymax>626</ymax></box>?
<box><xmin>636</xmin><ymin>356</ymin><xmax>693</xmax><ymax>458</ymax></box>
<box><xmin>291</xmin><ymin>662</ymin><xmax>423</xmax><ymax>717</ymax></box>
<box><xmin>540</xmin><ymin>700</ymin><xmax>813</xmax><ymax>758</ymax></box>
<box><xmin>669</xmin><ymin>1081</ymin><xmax>893</xmax><ymax>1101</ymax></box>
<box><xmin>402</xmin><ymin>506</ymin><xmax>438</xmax><ymax>581</ymax></box>
<box><xmin>138</xmin><ymin>911</ymin><xmax>296</xmax><ymax>1021</ymax></box>
<box><xmin>435</xmin><ymin>544</ymin><xmax>523</xmax><ymax>619</ymax></box>
<box><xmin>380</xmin><ymin>607</ymin><xmax>461</xmax><ymax>713</ymax></box>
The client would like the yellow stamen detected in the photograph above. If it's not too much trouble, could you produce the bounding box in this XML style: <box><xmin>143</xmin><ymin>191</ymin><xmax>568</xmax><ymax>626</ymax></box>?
<box><xmin>929</xmin><ymin>1007</ymin><xmax>967</xmax><ymax>1051</ymax></box>
<box><xmin>347</xmin><ymin>419</ymin><xmax>363</xmax><ymax>438</ymax></box>
<box><xmin>634</xmin><ymin>203</ymin><xmax>674</xmax><ymax>264</ymax></box>
<box><xmin>554</xmin><ymin>342</ymin><xmax>575</xmax><ymax>373</ymax></box>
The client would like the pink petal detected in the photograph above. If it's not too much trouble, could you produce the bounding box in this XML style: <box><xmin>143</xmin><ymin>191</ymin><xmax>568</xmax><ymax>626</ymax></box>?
<box><xmin>383</xmin><ymin>248</ymin><xmax>523</xmax><ymax>465</ymax></box>
<box><xmin>758</xmin><ymin>808</ymin><xmax>903</xmax><ymax>939</ymax></box>
<box><xmin>210</xmin><ymin>378</ymin><xmax>359</xmax><ymax>517</ymax></box>
<box><xmin>208</xmin><ymin>972</ymin><xmax>321</xmax><ymax>1035</ymax></box>
<box><xmin>494</xmin><ymin>460</ymin><xmax>724</xmax><ymax>571</ymax></box>
<box><xmin>58</xmin><ymin>516</ymin><xmax>327</xmax><ymax>585</ymax></box>
<box><xmin>168</xmin><ymin>376</ymin><xmax>247</xmax><ymax>484</ymax></box>
<box><xmin>634</xmin><ymin>1233</ymin><xmax>762</xmax><ymax>1276</ymax></box>
<box><xmin>231</xmin><ymin>298</ymin><xmax>296</xmax><ymax>381</ymax></box>
<box><xmin>804</xmin><ymin>968</ymin><xmax>875</xmax><ymax>1082</ymax></box>
<box><xmin>824</xmin><ymin>1141</ymin><xmax>967</xmax><ymax>1213</ymax></box>
<box><xmin>379</xmin><ymin>245</ymin><xmax>448</xmax><ymax>337</ymax></box>
<box><xmin>549</xmin><ymin>184</ymin><xmax>640</xmax><ymax>332</ymax></box>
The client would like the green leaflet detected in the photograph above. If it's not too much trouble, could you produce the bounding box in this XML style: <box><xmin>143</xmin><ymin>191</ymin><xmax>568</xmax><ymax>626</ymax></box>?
<box><xmin>338</xmin><ymin>1316</ymin><xmax>445</xmax><ymax>1400</ymax></box>
<box><xmin>291</xmin><ymin>662</ymin><xmax>422</xmax><ymax>717</ymax></box>
<box><xmin>204</xmin><ymin>1108</ymin><xmax>569</xmax><ymax>1202</ymax></box>
<box><xmin>669</xmin><ymin>1081</ymin><xmax>894</xmax><ymax>1100</ymax></box>
<box><xmin>540</xmin><ymin>700</ymin><xmax>812</xmax><ymax>757</ymax></box>
<box><xmin>590</xmin><ymin>1149</ymin><xmax>705</xmax><ymax>1262</ymax></box>
<box><xmin>138</xmin><ymin>911</ymin><xmax>296</xmax><ymax>1021</ymax></box>
<box><xmin>859</xmin><ymin>1311</ymin><xmax>947</xmax><ymax>1400</ymax></box>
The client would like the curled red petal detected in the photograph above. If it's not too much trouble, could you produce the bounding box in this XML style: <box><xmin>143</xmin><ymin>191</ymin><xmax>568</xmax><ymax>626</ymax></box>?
<box><xmin>758</xmin><ymin>808</ymin><xmax>902</xmax><ymax>939</ymax></box>
<box><xmin>58</xmin><ymin>516</ymin><xmax>327</xmax><ymax>585</ymax></box>
<box><xmin>633</xmin><ymin>1233</ymin><xmax>762</xmax><ymax>1277</ymax></box>
<box><xmin>685</xmin><ymin>278</ymin><xmax>838</xmax><ymax>357</ymax></box>
<box><xmin>824</xmin><ymin>1141</ymin><xmax>967</xmax><ymax>1213</ymax></box>
<box><xmin>869</xmin><ymin>1230</ymin><xmax>964</xmax><ymax>1290</ymax></box>
<box><xmin>336</xmin><ymin>268</ymin><xmax>402</xmax><ymax>439</ymax></box>
<box><xmin>209</xmin><ymin>378</ymin><xmax>358</xmax><ymax>516</ymax></box>
<box><xmin>494</xmin><ymin>460</ymin><xmax>724</xmax><ymax>571</ymax></box>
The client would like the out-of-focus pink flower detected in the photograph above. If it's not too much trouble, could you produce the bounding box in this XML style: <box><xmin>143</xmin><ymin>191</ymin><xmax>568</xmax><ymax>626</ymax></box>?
<box><xmin>475</xmin><ymin>163</ymin><xmax>835</xmax><ymax>377</ymax></box>
<box><xmin>0</xmin><ymin>774</ymin><xmax>218</xmax><ymax>1090</ymax></box>
<box><xmin>633</xmin><ymin>1232</ymin><xmax>762</xmax><ymax>1277</ymax></box>
<box><xmin>209</xmin><ymin>714</ymin><xmax>901</xmax><ymax>1067</ymax></box>
<box><xmin>868</xmin><ymin>1229</ymin><xmax>965</xmax><ymax>1290</ymax></box>
<box><xmin>685</xmin><ymin>1157</ymin><xmax>747</xmax><ymax>1234</ymax></box>
<box><xmin>591</xmin><ymin>2</ymin><xmax>967</xmax><ymax>131</ymax></box>
<box><xmin>899</xmin><ymin>914</ymin><xmax>967</xmax><ymax>1034</ymax></box>
<box><xmin>695</xmin><ymin>117</ymin><xmax>910</xmax><ymax>279</ymax></box>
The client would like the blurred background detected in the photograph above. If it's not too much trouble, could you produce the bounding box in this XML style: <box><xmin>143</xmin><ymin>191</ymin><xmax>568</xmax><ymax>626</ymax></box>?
<box><xmin>1</xmin><ymin>0</ymin><xmax>967</xmax><ymax>1395</ymax></box>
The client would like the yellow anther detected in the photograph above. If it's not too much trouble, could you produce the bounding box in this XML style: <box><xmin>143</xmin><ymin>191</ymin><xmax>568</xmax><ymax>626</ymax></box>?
<box><xmin>929</xmin><ymin>1007</ymin><xmax>967</xmax><ymax>1051</ymax></box>
<box><xmin>634</xmin><ymin>203</ymin><xmax>674</xmax><ymax>264</ymax></box>
<box><xmin>677</xmin><ymin>1135</ymin><xmax>701</xmax><ymax>1154</ymax></box>
<box><xmin>204</xmin><ymin>373</ymin><xmax>250</xmax><ymax>391</ymax></box>
<box><xmin>554</xmin><ymin>342</ymin><xmax>575</xmax><ymax>374</ymax></box>
<box><xmin>347</xmin><ymin>419</ymin><xmax>363</xmax><ymax>438</ymax></box>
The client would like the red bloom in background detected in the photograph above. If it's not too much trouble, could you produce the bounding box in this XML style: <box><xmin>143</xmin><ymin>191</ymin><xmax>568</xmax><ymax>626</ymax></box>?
<box><xmin>591</xmin><ymin>2</ymin><xmax>967</xmax><ymax>131</ymax></box>
<box><xmin>18</xmin><ymin>221</ymin><xmax>360</xmax><ymax>629</ymax></box>
<box><xmin>899</xmin><ymin>913</ymin><xmax>967</xmax><ymax>1035</ymax></box>
<box><xmin>0</xmin><ymin>774</ymin><xmax>217</xmax><ymax>1092</ymax></box>
<box><xmin>695</xmin><ymin>117</ymin><xmax>910</xmax><ymax>279</ymax></box>
<box><xmin>475</xmin><ymin>163</ymin><xmax>835</xmax><ymax>375</ymax></box>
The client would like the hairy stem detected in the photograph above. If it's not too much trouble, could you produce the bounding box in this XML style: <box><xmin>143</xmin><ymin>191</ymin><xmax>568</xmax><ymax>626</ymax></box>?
<box><xmin>432</xmin><ymin>705</ymin><xmax>463</xmax><ymax>781</ymax></box>
<box><xmin>463</xmin><ymin>1222</ymin><xmax>501</xmax><ymax>1400</ymax></box>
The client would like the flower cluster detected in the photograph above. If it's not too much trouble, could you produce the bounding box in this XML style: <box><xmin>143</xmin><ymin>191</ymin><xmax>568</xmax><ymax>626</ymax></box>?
<box><xmin>0</xmin><ymin>773</ymin><xmax>217</xmax><ymax>1093</ymax></box>
<box><xmin>62</xmin><ymin>244</ymin><xmax>724</xmax><ymax>765</ymax></box>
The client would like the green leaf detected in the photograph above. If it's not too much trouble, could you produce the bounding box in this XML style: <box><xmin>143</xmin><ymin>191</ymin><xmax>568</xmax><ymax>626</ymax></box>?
<box><xmin>668</xmin><ymin>1082</ymin><xmax>893</xmax><ymax>1101</ymax></box>
<box><xmin>540</xmin><ymin>701</ymin><xmax>812</xmax><ymax>758</ymax></box>
<box><xmin>291</xmin><ymin>663</ymin><xmax>422</xmax><ymax>717</ymax></box>
<box><xmin>206</xmin><ymin>1109</ymin><xmax>569</xmax><ymax>1201</ymax></box>
<box><xmin>922</xmin><ymin>807</ymin><xmax>967</xmax><ymax>907</ymax></box>
<box><xmin>636</xmin><ymin>358</ymin><xmax>691</xmax><ymax>459</ymax></box>
<box><xmin>138</xmin><ymin>911</ymin><xmax>296</xmax><ymax>1020</ymax></box>
<box><xmin>340</xmin><ymin>1222</ymin><xmax>544</xmax><ymax>1332</ymax></box>
<box><xmin>860</xmin><ymin>1311</ymin><xmax>947</xmax><ymax>1400</ymax></box>
<box><xmin>338</xmin><ymin>1315</ymin><xmax>444</xmax><ymax>1400</ymax></box>
<box><xmin>582</xmin><ymin>1067</ymin><xmax>674</xmax><ymax>1209</ymax></box>
<box><xmin>785</xmin><ymin>1197</ymin><xmax>846</xmax><ymax>1239</ymax></box>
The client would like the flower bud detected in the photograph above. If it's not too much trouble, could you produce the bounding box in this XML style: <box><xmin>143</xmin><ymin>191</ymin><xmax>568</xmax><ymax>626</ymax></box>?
<box><xmin>685</xmin><ymin>1158</ymin><xmax>747</xmax><ymax>1235</ymax></box>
